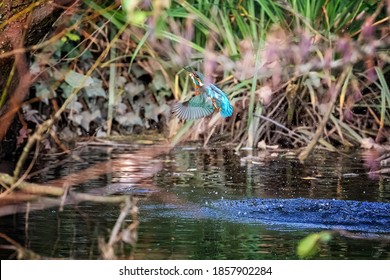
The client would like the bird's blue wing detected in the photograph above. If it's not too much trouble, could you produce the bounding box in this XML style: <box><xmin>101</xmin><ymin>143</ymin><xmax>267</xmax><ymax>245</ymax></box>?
<box><xmin>172</xmin><ymin>93</ymin><xmax>214</xmax><ymax>120</ymax></box>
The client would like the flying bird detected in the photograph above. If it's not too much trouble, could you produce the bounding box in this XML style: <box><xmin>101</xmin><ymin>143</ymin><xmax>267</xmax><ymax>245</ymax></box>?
<box><xmin>172</xmin><ymin>67</ymin><xmax>233</xmax><ymax>120</ymax></box>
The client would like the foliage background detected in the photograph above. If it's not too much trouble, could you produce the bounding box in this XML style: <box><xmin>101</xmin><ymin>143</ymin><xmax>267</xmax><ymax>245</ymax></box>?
<box><xmin>0</xmin><ymin>0</ymin><xmax>389</xmax><ymax>159</ymax></box>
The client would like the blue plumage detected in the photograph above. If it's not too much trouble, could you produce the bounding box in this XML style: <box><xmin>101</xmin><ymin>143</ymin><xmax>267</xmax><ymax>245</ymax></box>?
<box><xmin>172</xmin><ymin>68</ymin><xmax>233</xmax><ymax>120</ymax></box>
<box><xmin>208</xmin><ymin>84</ymin><xmax>233</xmax><ymax>118</ymax></box>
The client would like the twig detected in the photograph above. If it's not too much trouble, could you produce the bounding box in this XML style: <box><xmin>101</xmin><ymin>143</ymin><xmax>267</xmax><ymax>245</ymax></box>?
<box><xmin>3</xmin><ymin>138</ymin><xmax>41</xmax><ymax>197</ymax></box>
<box><xmin>0</xmin><ymin>233</ymin><xmax>43</xmax><ymax>259</ymax></box>
<box><xmin>0</xmin><ymin>172</ymin><xmax>133</xmax><ymax>204</ymax></box>
<box><xmin>298</xmin><ymin>67</ymin><xmax>351</xmax><ymax>163</ymax></box>
<box><xmin>108</xmin><ymin>197</ymin><xmax>133</xmax><ymax>246</ymax></box>
<box><xmin>0</xmin><ymin>172</ymin><xmax>65</xmax><ymax>197</ymax></box>
<box><xmin>255</xmin><ymin>114</ymin><xmax>309</xmax><ymax>144</ymax></box>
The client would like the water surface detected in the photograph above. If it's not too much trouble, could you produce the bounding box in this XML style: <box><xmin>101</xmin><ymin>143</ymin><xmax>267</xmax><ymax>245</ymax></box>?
<box><xmin>1</xmin><ymin>146</ymin><xmax>389</xmax><ymax>259</ymax></box>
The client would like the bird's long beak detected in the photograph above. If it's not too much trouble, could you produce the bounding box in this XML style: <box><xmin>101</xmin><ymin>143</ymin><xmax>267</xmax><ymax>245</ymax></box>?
<box><xmin>183</xmin><ymin>66</ymin><xmax>194</xmax><ymax>73</ymax></box>
<box><xmin>184</xmin><ymin>67</ymin><xmax>204</xmax><ymax>86</ymax></box>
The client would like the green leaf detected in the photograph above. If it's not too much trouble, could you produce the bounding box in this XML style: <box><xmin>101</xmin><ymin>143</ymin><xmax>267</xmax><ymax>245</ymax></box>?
<box><xmin>65</xmin><ymin>70</ymin><xmax>94</xmax><ymax>88</ymax></box>
<box><xmin>130</xmin><ymin>11</ymin><xmax>147</xmax><ymax>25</ymax></box>
<box><xmin>297</xmin><ymin>231</ymin><xmax>332</xmax><ymax>259</ymax></box>
<box><xmin>152</xmin><ymin>72</ymin><xmax>169</xmax><ymax>91</ymax></box>
<box><xmin>84</xmin><ymin>78</ymin><xmax>106</xmax><ymax>98</ymax></box>
<box><xmin>66</xmin><ymin>33</ymin><xmax>80</xmax><ymax>42</ymax></box>
<box><xmin>34</xmin><ymin>82</ymin><xmax>55</xmax><ymax>102</ymax></box>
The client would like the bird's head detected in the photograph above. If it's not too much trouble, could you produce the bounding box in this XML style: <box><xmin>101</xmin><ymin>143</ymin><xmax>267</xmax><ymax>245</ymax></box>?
<box><xmin>184</xmin><ymin>67</ymin><xmax>204</xmax><ymax>87</ymax></box>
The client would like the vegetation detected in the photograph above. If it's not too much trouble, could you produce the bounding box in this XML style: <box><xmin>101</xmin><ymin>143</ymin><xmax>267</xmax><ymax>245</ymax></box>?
<box><xmin>0</xmin><ymin>0</ymin><xmax>389</xmax><ymax>259</ymax></box>
<box><xmin>1</xmin><ymin>0</ymin><xmax>388</xmax><ymax>163</ymax></box>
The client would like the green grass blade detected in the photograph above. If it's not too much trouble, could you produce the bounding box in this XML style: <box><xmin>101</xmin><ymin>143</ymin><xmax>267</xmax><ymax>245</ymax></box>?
<box><xmin>219</xmin><ymin>9</ymin><xmax>238</xmax><ymax>55</ymax></box>
<box><xmin>179</xmin><ymin>0</ymin><xmax>219</xmax><ymax>33</ymax></box>
<box><xmin>171</xmin><ymin>120</ymin><xmax>194</xmax><ymax>147</ymax></box>
<box><xmin>375</xmin><ymin>67</ymin><xmax>390</xmax><ymax>128</ymax></box>
<box><xmin>107</xmin><ymin>24</ymin><xmax>116</xmax><ymax>135</ymax></box>
<box><xmin>246</xmin><ymin>50</ymin><xmax>261</xmax><ymax>147</ymax></box>
<box><xmin>129</xmin><ymin>28</ymin><xmax>151</xmax><ymax>72</ymax></box>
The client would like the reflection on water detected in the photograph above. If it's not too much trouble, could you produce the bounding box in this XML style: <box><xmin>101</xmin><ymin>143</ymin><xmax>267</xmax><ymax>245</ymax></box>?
<box><xmin>1</xmin><ymin>146</ymin><xmax>390</xmax><ymax>259</ymax></box>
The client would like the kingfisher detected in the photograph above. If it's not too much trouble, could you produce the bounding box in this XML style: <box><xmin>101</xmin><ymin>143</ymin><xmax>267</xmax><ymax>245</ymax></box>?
<box><xmin>172</xmin><ymin>67</ymin><xmax>233</xmax><ymax>120</ymax></box>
